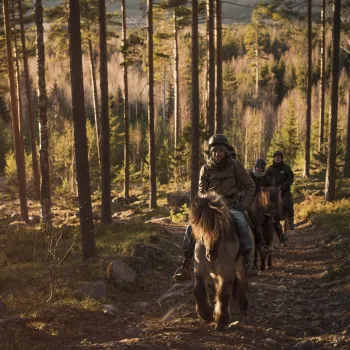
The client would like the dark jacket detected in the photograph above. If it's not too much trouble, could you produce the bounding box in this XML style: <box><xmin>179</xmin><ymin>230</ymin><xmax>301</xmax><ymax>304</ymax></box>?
<box><xmin>249</xmin><ymin>170</ymin><xmax>272</xmax><ymax>197</ymax></box>
<box><xmin>267</xmin><ymin>161</ymin><xmax>294</xmax><ymax>193</ymax></box>
<box><xmin>199</xmin><ymin>157</ymin><xmax>256</xmax><ymax>210</ymax></box>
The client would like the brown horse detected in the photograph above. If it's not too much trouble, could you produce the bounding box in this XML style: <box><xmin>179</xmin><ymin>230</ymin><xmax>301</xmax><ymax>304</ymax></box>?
<box><xmin>251</xmin><ymin>187</ymin><xmax>283</xmax><ymax>271</ymax></box>
<box><xmin>190</xmin><ymin>193</ymin><xmax>249</xmax><ymax>331</ymax></box>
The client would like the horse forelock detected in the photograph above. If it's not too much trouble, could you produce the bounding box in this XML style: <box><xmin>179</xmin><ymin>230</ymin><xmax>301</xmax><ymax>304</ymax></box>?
<box><xmin>190</xmin><ymin>193</ymin><xmax>231</xmax><ymax>248</ymax></box>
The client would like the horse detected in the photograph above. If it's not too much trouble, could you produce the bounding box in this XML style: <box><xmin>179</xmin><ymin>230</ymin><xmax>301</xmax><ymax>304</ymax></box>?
<box><xmin>250</xmin><ymin>187</ymin><xmax>283</xmax><ymax>271</ymax></box>
<box><xmin>189</xmin><ymin>193</ymin><xmax>252</xmax><ymax>331</ymax></box>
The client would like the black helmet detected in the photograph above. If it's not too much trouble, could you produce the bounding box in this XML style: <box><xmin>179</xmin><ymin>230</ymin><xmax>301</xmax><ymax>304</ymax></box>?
<box><xmin>228</xmin><ymin>145</ymin><xmax>236</xmax><ymax>159</ymax></box>
<box><xmin>208</xmin><ymin>134</ymin><xmax>230</xmax><ymax>148</ymax></box>
<box><xmin>255</xmin><ymin>158</ymin><xmax>266</xmax><ymax>168</ymax></box>
<box><xmin>273</xmin><ymin>150</ymin><xmax>283</xmax><ymax>158</ymax></box>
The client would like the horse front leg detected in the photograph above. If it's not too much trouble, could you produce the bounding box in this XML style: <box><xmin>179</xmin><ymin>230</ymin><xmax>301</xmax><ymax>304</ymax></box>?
<box><xmin>260</xmin><ymin>257</ymin><xmax>266</xmax><ymax>271</ymax></box>
<box><xmin>268</xmin><ymin>254</ymin><xmax>273</xmax><ymax>269</ymax></box>
<box><xmin>214</xmin><ymin>276</ymin><xmax>232</xmax><ymax>331</ymax></box>
<box><xmin>194</xmin><ymin>273</ymin><xmax>213</xmax><ymax>322</ymax></box>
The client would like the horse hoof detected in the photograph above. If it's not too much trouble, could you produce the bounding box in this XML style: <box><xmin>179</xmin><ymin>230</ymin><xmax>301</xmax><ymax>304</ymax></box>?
<box><xmin>214</xmin><ymin>323</ymin><xmax>226</xmax><ymax>332</ymax></box>
<box><xmin>240</xmin><ymin>307</ymin><xmax>248</xmax><ymax>316</ymax></box>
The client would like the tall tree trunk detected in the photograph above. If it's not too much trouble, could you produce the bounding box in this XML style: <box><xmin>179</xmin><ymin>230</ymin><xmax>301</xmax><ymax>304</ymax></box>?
<box><xmin>206</xmin><ymin>0</ymin><xmax>215</xmax><ymax>136</ymax></box>
<box><xmin>245</xmin><ymin>125</ymin><xmax>248</xmax><ymax>168</ymax></box>
<box><xmin>173</xmin><ymin>9</ymin><xmax>180</xmax><ymax>149</ymax></box>
<box><xmin>98</xmin><ymin>0</ymin><xmax>111</xmax><ymax>222</ymax></box>
<box><xmin>18</xmin><ymin>0</ymin><xmax>40</xmax><ymax>200</ymax></box>
<box><xmin>121</xmin><ymin>0</ymin><xmax>129</xmax><ymax>199</ymax></box>
<box><xmin>11</xmin><ymin>2</ymin><xmax>24</xmax><ymax>143</ymax></box>
<box><xmin>68</xmin><ymin>0</ymin><xmax>95</xmax><ymax>261</ymax></box>
<box><xmin>191</xmin><ymin>0</ymin><xmax>200</xmax><ymax>200</ymax></box>
<box><xmin>35</xmin><ymin>0</ymin><xmax>51</xmax><ymax>223</ymax></box>
<box><xmin>148</xmin><ymin>0</ymin><xmax>157</xmax><ymax>209</ymax></box>
<box><xmin>325</xmin><ymin>0</ymin><xmax>341</xmax><ymax>201</ymax></box>
<box><xmin>318</xmin><ymin>0</ymin><xmax>326</xmax><ymax>153</ymax></box>
<box><xmin>88</xmin><ymin>38</ymin><xmax>101</xmax><ymax>166</ymax></box>
<box><xmin>343</xmin><ymin>91</ymin><xmax>350</xmax><ymax>177</ymax></box>
<box><xmin>215</xmin><ymin>0</ymin><xmax>223</xmax><ymax>133</ymax></box>
<box><xmin>3</xmin><ymin>0</ymin><xmax>28</xmax><ymax>222</ymax></box>
<box><xmin>303</xmin><ymin>0</ymin><xmax>312</xmax><ymax>178</ymax></box>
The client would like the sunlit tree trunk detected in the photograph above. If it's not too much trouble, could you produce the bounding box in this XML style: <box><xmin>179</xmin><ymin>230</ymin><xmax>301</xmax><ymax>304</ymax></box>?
<box><xmin>68</xmin><ymin>0</ymin><xmax>95</xmax><ymax>261</ymax></box>
<box><xmin>88</xmin><ymin>38</ymin><xmax>101</xmax><ymax>166</ymax></box>
<box><xmin>206</xmin><ymin>0</ymin><xmax>215</xmax><ymax>136</ymax></box>
<box><xmin>98</xmin><ymin>0</ymin><xmax>111</xmax><ymax>222</ymax></box>
<box><xmin>325</xmin><ymin>0</ymin><xmax>341</xmax><ymax>201</ymax></box>
<box><xmin>318</xmin><ymin>0</ymin><xmax>326</xmax><ymax>153</ymax></box>
<box><xmin>303</xmin><ymin>0</ymin><xmax>312</xmax><ymax>178</ymax></box>
<box><xmin>173</xmin><ymin>9</ymin><xmax>180</xmax><ymax>149</ymax></box>
<box><xmin>35</xmin><ymin>0</ymin><xmax>52</xmax><ymax>223</ymax></box>
<box><xmin>191</xmin><ymin>0</ymin><xmax>200</xmax><ymax>200</ymax></box>
<box><xmin>3</xmin><ymin>0</ymin><xmax>28</xmax><ymax>222</ymax></box>
<box><xmin>148</xmin><ymin>0</ymin><xmax>157</xmax><ymax>209</ymax></box>
<box><xmin>122</xmin><ymin>0</ymin><xmax>129</xmax><ymax>198</ymax></box>
<box><xmin>18</xmin><ymin>0</ymin><xmax>40</xmax><ymax>200</ymax></box>
<box><xmin>343</xmin><ymin>91</ymin><xmax>350</xmax><ymax>178</ymax></box>
<box><xmin>215</xmin><ymin>0</ymin><xmax>223</xmax><ymax>133</ymax></box>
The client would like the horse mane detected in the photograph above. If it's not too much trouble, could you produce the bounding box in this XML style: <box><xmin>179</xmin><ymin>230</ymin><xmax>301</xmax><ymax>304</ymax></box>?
<box><xmin>189</xmin><ymin>192</ymin><xmax>232</xmax><ymax>248</ymax></box>
<box><xmin>256</xmin><ymin>187</ymin><xmax>282</xmax><ymax>213</ymax></box>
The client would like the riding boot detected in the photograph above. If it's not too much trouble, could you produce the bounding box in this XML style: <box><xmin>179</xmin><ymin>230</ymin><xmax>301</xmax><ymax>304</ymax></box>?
<box><xmin>242</xmin><ymin>253</ymin><xmax>258</xmax><ymax>278</ymax></box>
<box><xmin>288</xmin><ymin>217</ymin><xmax>295</xmax><ymax>230</ymax></box>
<box><xmin>173</xmin><ymin>252</ymin><xmax>193</xmax><ymax>281</ymax></box>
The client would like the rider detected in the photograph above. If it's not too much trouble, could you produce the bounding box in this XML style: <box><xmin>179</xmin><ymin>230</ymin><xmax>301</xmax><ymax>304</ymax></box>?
<box><xmin>267</xmin><ymin>151</ymin><xmax>295</xmax><ymax>231</ymax></box>
<box><xmin>249</xmin><ymin>159</ymin><xmax>288</xmax><ymax>244</ymax></box>
<box><xmin>174</xmin><ymin>134</ymin><xmax>260</xmax><ymax>281</ymax></box>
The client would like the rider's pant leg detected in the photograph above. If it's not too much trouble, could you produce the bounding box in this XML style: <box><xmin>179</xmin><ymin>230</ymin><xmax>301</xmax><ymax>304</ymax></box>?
<box><xmin>283</xmin><ymin>191</ymin><xmax>294</xmax><ymax>219</ymax></box>
<box><xmin>230</xmin><ymin>209</ymin><xmax>252</xmax><ymax>254</ymax></box>
<box><xmin>183</xmin><ymin>224</ymin><xmax>195</xmax><ymax>257</ymax></box>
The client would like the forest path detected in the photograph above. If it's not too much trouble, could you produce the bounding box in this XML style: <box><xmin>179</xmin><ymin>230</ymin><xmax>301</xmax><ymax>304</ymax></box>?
<box><xmin>123</xmin><ymin>223</ymin><xmax>350</xmax><ymax>350</ymax></box>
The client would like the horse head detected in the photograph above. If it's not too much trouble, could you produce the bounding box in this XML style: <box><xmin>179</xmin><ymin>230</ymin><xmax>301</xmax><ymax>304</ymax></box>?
<box><xmin>260</xmin><ymin>187</ymin><xmax>283</xmax><ymax>216</ymax></box>
<box><xmin>190</xmin><ymin>192</ymin><xmax>232</xmax><ymax>262</ymax></box>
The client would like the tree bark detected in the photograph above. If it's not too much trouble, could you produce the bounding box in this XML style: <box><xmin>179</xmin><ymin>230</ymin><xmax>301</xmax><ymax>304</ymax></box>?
<box><xmin>3</xmin><ymin>0</ymin><xmax>28</xmax><ymax>222</ymax></box>
<box><xmin>148</xmin><ymin>0</ymin><xmax>157</xmax><ymax>209</ymax></box>
<box><xmin>35</xmin><ymin>0</ymin><xmax>52</xmax><ymax>223</ymax></box>
<box><xmin>98</xmin><ymin>0</ymin><xmax>111</xmax><ymax>222</ymax></box>
<box><xmin>173</xmin><ymin>9</ymin><xmax>180</xmax><ymax>149</ymax></box>
<box><xmin>121</xmin><ymin>0</ymin><xmax>129</xmax><ymax>199</ymax></box>
<box><xmin>325</xmin><ymin>0</ymin><xmax>341</xmax><ymax>201</ymax></box>
<box><xmin>18</xmin><ymin>0</ymin><xmax>40</xmax><ymax>201</ymax></box>
<box><xmin>68</xmin><ymin>0</ymin><xmax>95</xmax><ymax>261</ymax></box>
<box><xmin>11</xmin><ymin>2</ymin><xmax>25</xmax><ymax>144</ymax></box>
<box><xmin>318</xmin><ymin>0</ymin><xmax>326</xmax><ymax>153</ymax></box>
<box><xmin>215</xmin><ymin>0</ymin><xmax>223</xmax><ymax>134</ymax></box>
<box><xmin>343</xmin><ymin>90</ymin><xmax>350</xmax><ymax>177</ymax></box>
<box><xmin>88</xmin><ymin>38</ymin><xmax>101</xmax><ymax>166</ymax></box>
<box><xmin>206</xmin><ymin>0</ymin><xmax>215</xmax><ymax>136</ymax></box>
<box><xmin>303</xmin><ymin>0</ymin><xmax>312</xmax><ymax>178</ymax></box>
<box><xmin>191</xmin><ymin>0</ymin><xmax>200</xmax><ymax>200</ymax></box>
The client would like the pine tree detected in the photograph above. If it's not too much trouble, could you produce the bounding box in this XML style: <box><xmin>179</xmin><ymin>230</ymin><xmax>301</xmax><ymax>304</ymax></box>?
<box><xmin>267</xmin><ymin>100</ymin><xmax>301</xmax><ymax>167</ymax></box>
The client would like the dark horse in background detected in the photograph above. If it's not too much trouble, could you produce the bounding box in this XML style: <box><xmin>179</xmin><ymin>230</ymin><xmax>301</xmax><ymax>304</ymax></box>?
<box><xmin>250</xmin><ymin>187</ymin><xmax>283</xmax><ymax>271</ymax></box>
<box><xmin>190</xmin><ymin>193</ymin><xmax>254</xmax><ymax>331</ymax></box>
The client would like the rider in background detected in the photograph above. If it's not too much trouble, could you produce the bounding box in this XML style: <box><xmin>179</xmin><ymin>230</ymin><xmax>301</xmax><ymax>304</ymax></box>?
<box><xmin>267</xmin><ymin>151</ymin><xmax>295</xmax><ymax>231</ymax></box>
<box><xmin>249</xmin><ymin>159</ymin><xmax>288</xmax><ymax>244</ymax></box>
<box><xmin>173</xmin><ymin>134</ymin><xmax>258</xmax><ymax>281</ymax></box>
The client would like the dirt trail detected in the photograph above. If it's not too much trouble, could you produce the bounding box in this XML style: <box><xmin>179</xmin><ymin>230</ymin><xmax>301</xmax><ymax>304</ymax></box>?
<box><xmin>121</xmin><ymin>224</ymin><xmax>350</xmax><ymax>350</ymax></box>
<box><xmin>1</xmin><ymin>221</ymin><xmax>349</xmax><ymax>349</ymax></box>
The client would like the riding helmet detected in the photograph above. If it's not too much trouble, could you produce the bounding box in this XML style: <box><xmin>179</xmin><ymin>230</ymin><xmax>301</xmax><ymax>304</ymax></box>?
<box><xmin>255</xmin><ymin>158</ymin><xmax>266</xmax><ymax>168</ymax></box>
<box><xmin>208</xmin><ymin>134</ymin><xmax>230</xmax><ymax>148</ymax></box>
<box><xmin>273</xmin><ymin>150</ymin><xmax>283</xmax><ymax>158</ymax></box>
